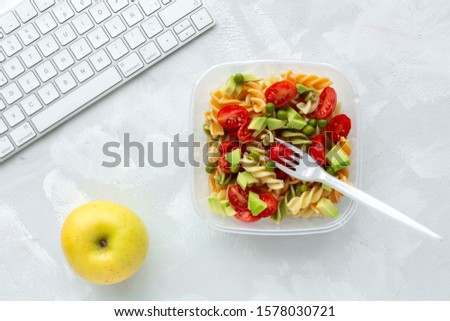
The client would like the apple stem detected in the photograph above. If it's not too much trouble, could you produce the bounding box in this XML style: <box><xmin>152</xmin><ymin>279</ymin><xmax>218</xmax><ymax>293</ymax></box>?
<box><xmin>99</xmin><ymin>239</ymin><xmax>108</xmax><ymax>248</ymax></box>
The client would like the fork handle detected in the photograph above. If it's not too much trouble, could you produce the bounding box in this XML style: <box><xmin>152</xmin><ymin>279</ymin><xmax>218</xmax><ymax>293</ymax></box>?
<box><xmin>320</xmin><ymin>174</ymin><xmax>441</xmax><ymax>239</ymax></box>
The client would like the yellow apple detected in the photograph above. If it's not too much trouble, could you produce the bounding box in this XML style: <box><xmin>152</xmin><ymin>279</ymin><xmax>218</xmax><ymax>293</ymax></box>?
<box><xmin>61</xmin><ymin>201</ymin><xmax>149</xmax><ymax>285</ymax></box>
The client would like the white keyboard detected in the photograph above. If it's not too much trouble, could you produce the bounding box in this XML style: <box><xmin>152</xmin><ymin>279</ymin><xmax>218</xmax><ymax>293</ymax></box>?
<box><xmin>0</xmin><ymin>0</ymin><xmax>215</xmax><ymax>163</ymax></box>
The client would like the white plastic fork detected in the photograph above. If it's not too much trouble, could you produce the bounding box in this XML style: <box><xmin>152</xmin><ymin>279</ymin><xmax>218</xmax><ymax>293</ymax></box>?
<box><xmin>274</xmin><ymin>138</ymin><xmax>441</xmax><ymax>240</ymax></box>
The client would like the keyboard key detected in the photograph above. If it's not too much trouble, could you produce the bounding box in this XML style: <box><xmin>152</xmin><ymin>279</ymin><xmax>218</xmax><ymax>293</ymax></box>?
<box><xmin>20</xmin><ymin>46</ymin><xmax>42</xmax><ymax>68</ymax></box>
<box><xmin>107</xmin><ymin>0</ymin><xmax>129</xmax><ymax>13</ymax></box>
<box><xmin>55</xmin><ymin>72</ymin><xmax>76</xmax><ymax>93</ymax></box>
<box><xmin>18</xmin><ymin>71</ymin><xmax>40</xmax><ymax>93</ymax></box>
<box><xmin>70</xmin><ymin>38</ymin><xmax>92</xmax><ymax>60</ymax></box>
<box><xmin>72</xmin><ymin>12</ymin><xmax>94</xmax><ymax>35</ymax></box>
<box><xmin>0</xmin><ymin>71</ymin><xmax>7</xmax><ymax>86</ymax></box>
<box><xmin>104</xmin><ymin>16</ymin><xmax>126</xmax><ymax>38</ymax></box>
<box><xmin>1</xmin><ymin>83</ymin><xmax>23</xmax><ymax>104</ymax></box>
<box><xmin>177</xmin><ymin>26</ymin><xmax>195</xmax><ymax>42</ymax></box>
<box><xmin>0</xmin><ymin>136</ymin><xmax>14</xmax><ymax>158</ymax></box>
<box><xmin>35</xmin><ymin>60</ymin><xmax>58</xmax><ymax>82</ymax></box>
<box><xmin>3</xmin><ymin>105</ymin><xmax>25</xmax><ymax>127</ymax></box>
<box><xmin>141</xmin><ymin>16</ymin><xmax>163</xmax><ymax>38</ymax></box>
<box><xmin>191</xmin><ymin>8</ymin><xmax>213</xmax><ymax>30</ymax></box>
<box><xmin>38</xmin><ymin>83</ymin><xmax>59</xmax><ymax>104</ymax></box>
<box><xmin>161</xmin><ymin>0</ymin><xmax>172</xmax><ymax>4</ymax></box>
<box><xmin>87</xmin><ymin>27</ymin><xmax>109</xmax><ymax>49</ymax></box>
<box><xmin>89</xmin><ymin>2</ymin><xmax>111</xmax><ymax>24</ymax></box>
<box><xmin>0</xmin><ymin>119</ymin><xmax>7</xmax><ymax>134</ymax></box>
<box><xmin>159</xmin><ymin>0</ymin><xmax>201</xmax><ymax>27</ymax></box>
<box><xmin>71</xmin><ymin>0</ymin><xmax>93</xmax><ymax>12</ymax></box>
<box><xmin>32</xmin><ymin>67</ymin><xmax>122</xmax><ymax>132</ymax></box>
<box><xmin>0</xmin><ymin>12</ymin><xmax>21</xmax><ymax>34</ymax></box>
<box><xmin>156</xmin><ymin>30</ymin><xmax>178</xmax><ymax>52</ymax></box>
<box><xmin>18</xmin><ymin>24</ymin><xmax>40</xmax><ymax>45</ymax></box>
<box><xmin>10</xmin><ymin>122</ymin><xmax>36</xmax><ymax>146</ymax></box>
<box><xmin>72</xmin><ymin>61</ymin><xmax>94</xmax><ymax>82</ymax></box>
<box><xmin>34</xmin><ymin>0</ymin><xmax>56</xmax><ymax>12</ymax></box>
<box><xmin>122</xmin><ymin>5</ymin><xmax>144</xmax><ymax>26</ymax></box>
<box><xmin>16</xmin><ymin>1</ymin><xmax>38</xmax><ymax>23</ymax></box>
<box><xmin>2</xmin><ymin>35</ymin><xmax>23</xmax><ymax>56</ymax></box>
<box><xmin>124</xmin><ymin>28</ymin><xmax>146</xmax><ymax>49</ymax></box>
<box><xmin>118</xmin><ymin>52</ymin><xmax>143</xmax><ymax>77</ymax></box>
<box><xmin>35</xmin><ymin>12</ymin><xmax>57</xmax><ymax>34</ymax></box>
<box><xmin>107</xmin><ymin>38</ymin><xmax>129</xmax><ymax>60</ymax></box>
<box><xmin>3</xmin><ymin>57</ymin><xmax>25</xmax><ymax>79</ymax></box>
<box><xmin>139</xmin><ymin>41</ymin><xmax>161</xmax><ymax>64</ymax></box>
<box><xmin>89</xmin><ymin>49</ymin><xmax>111</xmax><ymax>71</ymax></box>
<box><xmin>139</xmin><ymin>0</ymin><xmax>161</xmax><ymax>16</ymax></box>
<box><xmin>52</xmin><ymin>2</ymin><xmax>75</xmax><ymax>23</ymax></box>
<box><xmin>37</xmin><ymin>34</ymin><xmax>59</xmax><ymax>57</ymax></box>
<box><xmin>0</xmin><ymin>99</ymin><xmax>5</xmax><ymax>110</ymax></box>
<box><xmin>54</xmin><ymin>24</ymin><xmax>77</xmax><ymax>46</ymax></box>
<box><xmin>53</xmin><ymin>49</ymin><xmax>75</xmax><ymax>71</ymax></box>
<box><xmin>0</xmin><ymin>52</ymin><xmax>4</xmax><ymax>62</ymax></box>
<box><xmin>174</xmin><ymin>19</ymin><xmax>191</xmax><ymax>34</ymax></box>
<box><xmin>20</xmin><ymin>94</ymin><xmax>43</xmax><ymax>116</ymax></box>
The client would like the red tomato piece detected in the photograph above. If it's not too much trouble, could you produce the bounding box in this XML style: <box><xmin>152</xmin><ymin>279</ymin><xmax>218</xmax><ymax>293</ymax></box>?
<box><xmin>309</xmin><ymin>134</ymin><xmax>326</xmax><ymax>166</ymax></box>
<box><xmin>275</xmin><ymin>168</ymin><xmax>289</xmax><ymax>180</ymax></box>
<box><xmin>218</xmin><ymin>155</ymin><xmax>233</xmax><ymax>174</ymax></box>
<box><xmin>315</xmin><ymin>87</ymin><xmax>337</xmax><ymax>119</ymax></box>
<box><xmin>228</xmin><ymin>185</ymin><xmax>250</xmax><ymax>210</ymax></box>
<box><xmin>235</xmin><ymin>209</ymin><xmax>261</xmax><ymax>222</ymax></box>
<box><xmin>326</xmin><ymin>114</ymin><xmax>351</xmax><ymax>143</ymax></box>
<box><xmin>237</xmin><ymin>120</ymin><xmax>256</xmax><ymax>143</ymax></box>
<box><xmin>259</xmin><ymin>194</ymin><xmax>278</xmax><ymax>217</ymax></box>
<box><xmin>264</xmin><ymin>80</ymin><xmax>297</xmax><ymax>108</ymax></box>
<box><xmin>269</xmin><ymin>142</ymin><xmax>294</xmax><ymax>164</ymax></box>
<box><xmin>217</xmin><ymin>105</ymin><xmax>249</xmax><ymax>129</ymax></box>
<box><xmin>219</xmin><ymin>141</ymin><xmax>240</xmax><ymax>155</ymax></box>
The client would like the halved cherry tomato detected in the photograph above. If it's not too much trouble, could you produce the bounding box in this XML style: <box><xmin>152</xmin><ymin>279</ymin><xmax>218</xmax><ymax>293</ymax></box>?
<box><xmin>237</xmin><ymin>120</ymin><xmax>256</xmax><ymax>143</ymax></box>
<box><xmin>269</xmin><ymin>142</ymin><xmax>294</xmax><ymax>163</ymax></box>
<box><xmin>315</xmin><ymin>87</ymin><xmax>337</xmax><ymax>119</ymax></box>
<box><xmin>275</xmin><ymin>168</ymin><xmax>289</xmax><ymax>180</ymax></box>
<box><xmin>218</xmin><ymin>155</ymin><xmax>232</xmax><ymax>174</ymax></box>
<box><xmin>309</xmin><ymin>134</ymin><xmax>326</xmax><ymax>166</ymax></box>
<box><xmin>217</xmin><ymin>105</ymin><xmax>249</xmax><ymax>129</ymax></box>
<box><xmin>250</xmin><ymin>184</ymin><xmax>270</xmax><ymax>194</ymax></box>
<box><xmin>219</xmin><ymin>141</ymin><xmax>239</xmax><ymax>155</ymax></box>
<box><xmin>228</xmin><ymin>185</ymin><xmax>250</xmax><ymax>210</ymax></box>
<box><xmin>326</xmin><ymin>114</ymin><xmax>351</xmax><ymax>143</ymax></box>
<box><xmin>265</xmin><ymin>80</ymin><xmax>297</xmax><ymax>108</ymax></box>
<box><xmin>235</xmin><ymin>209</ymin><xmax>261</xmax><ymax>222</ymax></box>
<box><xmin>259</xmin><ymin>194</ymin><xmax>278</xmax><ymax>217</ymax></box>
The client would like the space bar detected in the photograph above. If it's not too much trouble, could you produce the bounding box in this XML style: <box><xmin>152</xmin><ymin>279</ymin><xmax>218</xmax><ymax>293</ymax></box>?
<box><xmin>32</xmin><ymin>67</ymin><xmax>122</xmax><ymax>133</ymax></box>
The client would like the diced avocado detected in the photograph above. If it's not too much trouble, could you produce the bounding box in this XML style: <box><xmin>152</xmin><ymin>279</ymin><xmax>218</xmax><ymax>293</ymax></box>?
<box><xmin>326</xmin><ymin>144</ymin><xmax>351</xmax><ymax>172</ymax></box>
<box><xmin>237</xmin><ymin>172</ymin><xmax>258</xmax><ymax>190</ymax></box>
<box><xmin>208</xmin><ymin>197</ymin><xmax>224</xmax><ymax>215</ymax></box>
<box><xmin>248</xmin><ymin>117</ymin><xmax>267</xmax><ymax>131</ymax></box>
<box><xmin>321</xmin><ymin>183</ymin><xmax>332</xmax><ymax>192</ymax></box>
<box><xmin>233</xmin><ymin>83</ymin><xmax>243</xmax><ymax>96</ymax></box>
<box><xmin>248</xmin><ymin>191</ymin><xmax>267</xmax><ymax>216</ymax></box>
<box><xmin>286</xmin><ymin>118</ymin><xmax>307</xmax><ymax>130</ymax></box>
<box><xmin>317</xmin><ymin>198</ymin><xmax>339</xmax><ymax>218</ymax></box>
<box><xmin>221</xmin><ymin>200</ymin><xmax>237</xmax><ymax>216</ymax></box>
<box><xmin>225</xmin><ymin>148</ymin><xmax>241</xmax><ymax>166</ymax></box>
<box><xmin>242</xmin><ymin>74</ymin><xmax>263</xmax><ymax>82</ymax></box>
<box><xmin>296</xmin><ymin>84</ymin><xmax>310</xmax><ymax>94</ymax></box>
<box><xmin>224</xmin><ymin>75</ymin><xmax>237</xmax><ymax>97</ymax></box>
<box><xmin>285</xmin><ymin>106</ymin><xmax>299</xmax><ymax>122</ymax></box>
<box><xmin>267</xmin><ymin>118</ymin><xmax>286</xmax><ymax>130</ymax></box>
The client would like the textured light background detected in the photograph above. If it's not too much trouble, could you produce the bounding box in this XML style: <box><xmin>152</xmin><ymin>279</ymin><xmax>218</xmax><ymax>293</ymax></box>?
<box><xmin>1</xmin><ymin>0</ymin><xmax>450</xmax><ymax>300</ymax></box>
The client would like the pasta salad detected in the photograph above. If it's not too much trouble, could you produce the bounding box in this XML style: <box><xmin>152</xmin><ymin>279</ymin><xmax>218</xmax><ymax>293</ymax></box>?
<box><xmin>204</xmin><ymin>71</ymin><xmax>352</xmax><ymax>223</ymax></box>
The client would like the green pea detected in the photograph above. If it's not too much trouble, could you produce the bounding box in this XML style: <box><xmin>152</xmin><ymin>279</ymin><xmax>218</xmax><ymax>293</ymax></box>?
<box><xmin>205</xmin><ymin>162</ymin><xmax>216</xmax><ymax>174</ymax></box>
<box><xmin>307</xmin><ymin>118</ymin><xmax>317</xmax><ymax>127</ymax></box>
<box><xmin>318</xmin><ymin>119</ymin><xmax>328</xmax><ymax>128</ymax></box>
<box><xmin>265</xmin><ymin>161</ymin><xmax>276</xmax><ymax>172</ymax></box>
<box><xmin>300</xmin><ymin>184</ymin><xmax>308</xmax><ymax>192</ymax></box>
<box><xmin>302</xmin><ymin>125</ymin><xmax>316</xmax><ymax>136</ymax></box>
<box><xmin>277</xmin><ymin>109</ymin><xmax>288</xmax><ymax>120</ymax></box>
<box><xmin>326</xmin><ymin>167</ymin><xmax>336</xmax><ymax>176</ymax></box>
<box><xmin>234</xmin><ymin>73</ymin><xmax>244</xmax><ymax>84</ymax></box>
<box><xmin>249</xmin><ymin>151</ymin><xmax>260</xmax><ymax>163</ymax></box>
<box><xmin>266</xmin><ymin>103</ymin><xmax>275</xmax><ymax>114</ymax></box>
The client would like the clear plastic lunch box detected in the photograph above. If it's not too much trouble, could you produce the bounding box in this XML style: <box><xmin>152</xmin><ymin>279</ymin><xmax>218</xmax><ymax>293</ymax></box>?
<box><xmin>189</xmin><ymin>60</ymin><xmax>361</xmax><ymax>235</ymax></box>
